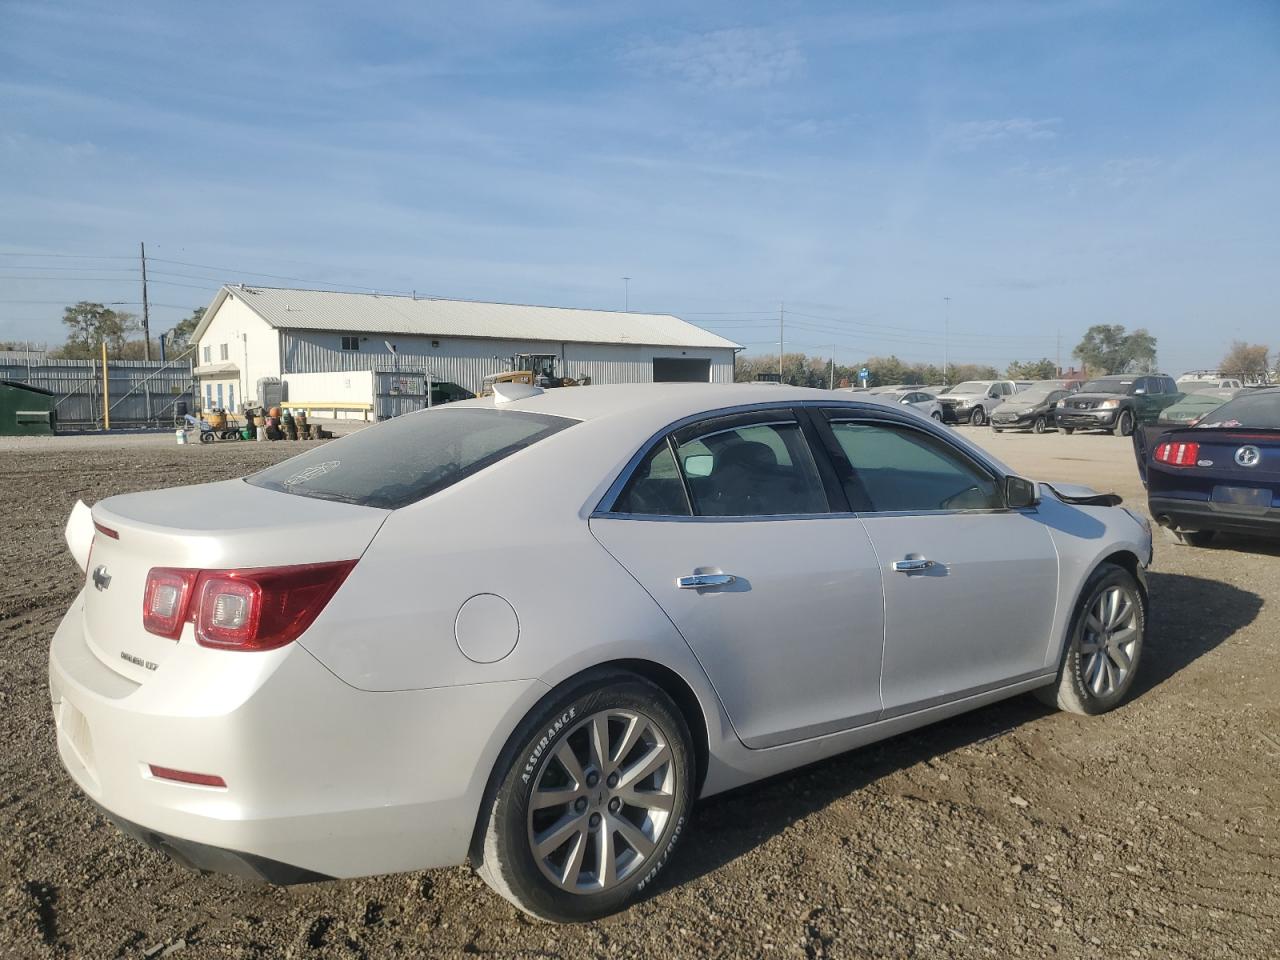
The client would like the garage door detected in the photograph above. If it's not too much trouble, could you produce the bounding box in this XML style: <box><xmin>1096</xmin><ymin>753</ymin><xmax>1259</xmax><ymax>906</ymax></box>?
<box><xmin>653</xmin><ymin>358</ymin><xmax>711</xmax><ymax>382</ymax></box>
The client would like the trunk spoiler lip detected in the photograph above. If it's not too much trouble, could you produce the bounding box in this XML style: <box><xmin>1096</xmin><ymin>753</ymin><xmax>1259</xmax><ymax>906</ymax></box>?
<box><xmin>1040</xmin><ymin>482</ymin><xmax>1123</xmax><ymax>508</ymax></box>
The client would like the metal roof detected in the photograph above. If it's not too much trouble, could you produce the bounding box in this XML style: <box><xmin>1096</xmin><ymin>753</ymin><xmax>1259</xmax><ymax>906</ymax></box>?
<box><xmin>197</xmin><ymin>286</ymin><xmax>740</xmax><ymax>351</ymax></box>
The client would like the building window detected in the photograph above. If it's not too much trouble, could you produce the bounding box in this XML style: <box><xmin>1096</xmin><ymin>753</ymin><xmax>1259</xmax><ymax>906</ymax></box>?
<box><xmin>220</xmin><ymin>343</ymin><xmax>229</xmax><ymax>361</ymax></box>
<box><xmin>202</xmin><ymin>346</ymin><xmax>211</xmax><ymax>363</ymax></box>
<box><xmin>342</xmin><ymin>336</ymin><xmax>360</xmax><ymax>351</ymax></box>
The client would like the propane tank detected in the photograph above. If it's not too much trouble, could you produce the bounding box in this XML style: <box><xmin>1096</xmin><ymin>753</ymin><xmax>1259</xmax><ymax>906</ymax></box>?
<box><xmin>175</xmin><ymin>428</ymin><xmax>187</xmax><ymax>445</ymax></box>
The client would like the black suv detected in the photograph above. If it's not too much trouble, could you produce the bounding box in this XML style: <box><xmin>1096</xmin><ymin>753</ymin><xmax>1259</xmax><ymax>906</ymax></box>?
<box><xmin>1055</xmin><ymin>374</ymin><xmax>1180</xmax><ymax>436</ymax></box>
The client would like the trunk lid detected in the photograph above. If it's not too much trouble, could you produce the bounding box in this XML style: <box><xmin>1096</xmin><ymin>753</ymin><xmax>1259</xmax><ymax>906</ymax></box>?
<box><xmin>80</xmin><ymin>479</ymin><xmax>388</xmax><ymax>683</ymax></box>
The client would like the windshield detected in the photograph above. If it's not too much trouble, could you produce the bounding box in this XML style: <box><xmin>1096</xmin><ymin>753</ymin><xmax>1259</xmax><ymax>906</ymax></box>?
<box><xmin>949</xmin><ymin>381</ymin><xmax>988</xmax><ymax>394</ymax></box>
<box><xmin>247</xmin><ymin>408</ymin><xmax>574</xmax><ymax>509</ymax></box>
<box><xmin>1081</xmin><ymin>378</ymin><xmax>1133</xmax><ymax>394</ymax></box>
<box><xmin>1014</xmin><ymin>386</ymin><xmax>1055</xmax><ymax>402</ymax></box>
<box><xmin>1194</xmin><ymin>390</ymin><xmax>1280</xmax><ymax>430</ymax></box>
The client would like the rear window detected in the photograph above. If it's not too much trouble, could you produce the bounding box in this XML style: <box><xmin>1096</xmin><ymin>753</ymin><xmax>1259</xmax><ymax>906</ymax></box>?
<box><xmin>1195</xmin><ymin>390</ymin><xmax>1280</xmax><ymax>430</ymax></box>
<box><xmin>246</xmin><ymin>408</ymin><xmax>574</xmax><ymax>509</ymax></box>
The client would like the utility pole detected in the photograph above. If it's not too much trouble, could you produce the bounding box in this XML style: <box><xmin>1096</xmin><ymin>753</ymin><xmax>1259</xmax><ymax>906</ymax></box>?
<box><xmin>942</xmin><ymin>296</ymin><xmax>951</xmax><ymax>386</ymax></box>
<box><xmin>829</xmin><ymin>345</ymin><xmax>836</xmax><ymax>390</ymax></box>
<box><xmin>778</xmin><ymin>301</ymin><xmax>785</xmax><ymax>380</ymax></box>
<box><xmin>622</xmin><ymin>277</ymin><xmax>631</xmax><ymax>312</ymax></box>
<box><xmin>140</xmin><ymin>241</ymin><xmax>152</xmax><ymax>360</ymax></box>
<box><xmin>1056</xmin><ymin>328</ymin><xmax>1062</xmax><ymax>376</ymax></box>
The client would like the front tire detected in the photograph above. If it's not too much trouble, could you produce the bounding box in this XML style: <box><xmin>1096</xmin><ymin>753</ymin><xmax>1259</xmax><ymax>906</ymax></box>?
<box><xmin>476</xmin><ymin>670</ymin><xmax>695</xmax><ymax>922</ymax></box>
<box><xmin>969</xmin><ymin>407</ymin><xmax>986</xmax><ymax>427</ymax></box>
<box><xmin>1033</xmin><ymin>416</ymin><xmax>1048</xmax><ymax>434</ymax></box>
<box><xmin>1061</xmin><ymin>426</ymin><xmax>1074</xmax><ymax>435</ymax></box>
<box><xmin>1113</xmin><ymin>409</ymin><xmax>1135</xmax><ymax>437</ymax></box>
<box><xmin>1036</xmin><ymin>563</ymin><xmax>1145</xmax><ymax>715</ymax></box>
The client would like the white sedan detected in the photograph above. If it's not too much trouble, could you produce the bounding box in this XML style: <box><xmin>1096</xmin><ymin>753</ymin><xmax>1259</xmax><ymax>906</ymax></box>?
<box><xmin>50</xmin><ymin>383</ymin><xmax>1152</xmax><ymax>922</ymax></box>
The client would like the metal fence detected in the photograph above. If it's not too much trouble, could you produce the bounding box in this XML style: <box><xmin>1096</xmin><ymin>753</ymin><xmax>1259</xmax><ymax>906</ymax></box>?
<box><xmin>0</xmin><ymin>357</ymin><xmax>196</xmax><ymax>429</ymax></box>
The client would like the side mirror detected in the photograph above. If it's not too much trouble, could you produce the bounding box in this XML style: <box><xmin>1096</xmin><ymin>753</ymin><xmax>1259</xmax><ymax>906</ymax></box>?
<box><xmin>1005</xmin><ymin>476</ymin><xmax>1039</xmax><ymax>509</ymax></box>
<box><xmin>684</xmin><ymin>454</ymin><xmax>713</xmax><ymax>478</ymax></box>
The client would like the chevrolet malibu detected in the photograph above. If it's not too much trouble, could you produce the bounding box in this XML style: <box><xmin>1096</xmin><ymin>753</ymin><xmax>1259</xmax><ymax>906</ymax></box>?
<box><xmin>50</xmin><ymin>383</ymin><xmax>1153</xmax><ymax>922</ymax></box>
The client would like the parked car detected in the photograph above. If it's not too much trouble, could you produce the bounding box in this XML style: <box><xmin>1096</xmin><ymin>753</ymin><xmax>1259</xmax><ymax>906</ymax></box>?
<box><xmin>862</xmin><ymin>387</ymin><xmax>944</xmax><ymax>421</ymax></box>
<box><xmin>1138</xmin><ymin>387</ymin><xmax>1279</xmax><ymax>546</ymax></box>
<box><xmin>1176</xmin><ymin>374</ymin><xmax>1242</xmax><ymax>391</ymax></box>
<box><xmin>1158</xmin><ymin>390</ymin><xmax>1240</xmax><ymax>426</ymax></box>
<box><xmin>990</xmin><ymin>383</ymin><xmax>1075</xmax><ymax>433</ymax></box>
<box><xmin>1055</xmin><ymin>374</ymin><xmax>1180</xmax><ymax>436</ymax></box>
<box><xmin>936</xmin><ymin>380</ymin><xmax>1017</xmax><ymax>426</ymax></box>
<box><xmin>51</xmin><ymin>383</ymin><xmax>1152</xmax><ymax>922</ymax></box>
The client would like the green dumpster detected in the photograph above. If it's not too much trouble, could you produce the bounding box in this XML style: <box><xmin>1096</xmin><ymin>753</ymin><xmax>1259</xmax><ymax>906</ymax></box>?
<box><xmin>0</xmin><ymin>380</ymin><xmax>57</xmax><ymax>436</ymax></box>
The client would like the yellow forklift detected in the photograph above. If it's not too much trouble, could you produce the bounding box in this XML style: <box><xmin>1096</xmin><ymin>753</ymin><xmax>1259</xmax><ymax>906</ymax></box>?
<box><xmin>478</xmin><ymin>354</ymin><xmax>590</xmax><ymax>396</ymax></box>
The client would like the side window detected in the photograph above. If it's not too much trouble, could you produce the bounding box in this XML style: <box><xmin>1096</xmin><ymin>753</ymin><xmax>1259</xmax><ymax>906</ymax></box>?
<box><xmin>612</xmin><ymin>441</ymin><xmax>690</xmax><ymax>516</ymax></box>
<box><xmin>826</xmin><ymin>420</ymin><xmax>1002</xmax><ymax>513</ymax></box>
<box><xmin>674</xmin><ymin>417</ymin><xmax>828</xmax><ymax>517</ymax></box>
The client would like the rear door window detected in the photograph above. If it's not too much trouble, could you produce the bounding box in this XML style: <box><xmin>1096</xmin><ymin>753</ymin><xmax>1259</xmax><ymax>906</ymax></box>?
<box><xmin>247</xmin><ymin>408</ymin><xmax>574</xmax><ymax>509</ymax></box>
<box><xmin>673</xmin><ymin>415</ymin><xmax>830</xmax><ymax>517</ymax></box>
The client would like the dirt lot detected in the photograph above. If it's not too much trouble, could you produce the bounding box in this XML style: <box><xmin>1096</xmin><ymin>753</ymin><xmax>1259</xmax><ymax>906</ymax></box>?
<box><xmin>1</xmin><ymin>428</ymin><xmax>1277</xmax><ymax>959</ymax></box>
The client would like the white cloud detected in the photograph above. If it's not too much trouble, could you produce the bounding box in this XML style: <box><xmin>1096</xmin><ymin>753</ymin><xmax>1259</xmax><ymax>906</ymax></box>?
<box><xmin>944</xmin><ymin>117</ymin><xmax>1062</xmax><ymax>149</ymax></box>
<box><xmin>626</xmin><ymin>28</ymin><xmax>803</xmax><ymax>90</ymax></box>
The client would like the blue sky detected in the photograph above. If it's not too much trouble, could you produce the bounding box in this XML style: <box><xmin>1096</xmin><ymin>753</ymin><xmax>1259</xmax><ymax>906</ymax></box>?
<box><xmin>1</xmin><ymin>0</ymin><xmax>1277</xmax><ymax>373</ymax></box>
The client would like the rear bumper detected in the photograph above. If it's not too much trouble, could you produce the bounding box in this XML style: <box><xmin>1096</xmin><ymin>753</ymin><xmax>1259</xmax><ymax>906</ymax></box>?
<box><xmin>98</xmin><ymin>805</ymin><xmax>332</xmax><ymax>884</ymax></box>
<box><xmin>1148</xmin><ymin>495</ymin><xmax>1280</xmax><ymax>537</ymax></box>
<box><xmin>1056</xmin><ymin>410</ymin><xmax>1118</xmax><ymax>429</ymax></box>
<box><xmin>49</xmin><ymin>592</ymin><xmax>547</xmax><ymax>881</ymax></box>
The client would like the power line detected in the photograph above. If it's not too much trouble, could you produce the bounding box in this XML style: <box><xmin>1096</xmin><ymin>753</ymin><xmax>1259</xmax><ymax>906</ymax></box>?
<box><xmin>0</xmin><ymin>251</ymin><xmax>134</xmax><ymax>259</ymax></box>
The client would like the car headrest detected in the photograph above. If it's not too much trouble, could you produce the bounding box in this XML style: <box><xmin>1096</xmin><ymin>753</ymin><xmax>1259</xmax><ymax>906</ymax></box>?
<box><xmin>715</xmin><ymin>440</ymin><xmax>779</xmax><ymax>473</ymax></box>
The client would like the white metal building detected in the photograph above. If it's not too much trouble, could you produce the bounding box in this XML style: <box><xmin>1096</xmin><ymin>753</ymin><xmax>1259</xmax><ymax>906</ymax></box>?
<box><xmin>191</xmin><ymin>285</ymin><xmax>739</xmax><ymax>416</ymax></box>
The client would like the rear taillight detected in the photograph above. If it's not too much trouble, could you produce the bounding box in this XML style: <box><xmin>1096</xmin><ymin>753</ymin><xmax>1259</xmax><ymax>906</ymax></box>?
<box><xmin>1154</xmin><ymin>441</ymin><xmax>1200</xmax><ymax>467</ymax></box>
<box><xmin>142</xmin><ymin>561</ymin><xmax>356</xmax><ymax>650</ymax></box>
<box><xmin>143</xmin><ymin>568</ymin><xmax>198</xmax><ymax>639</ymax></box>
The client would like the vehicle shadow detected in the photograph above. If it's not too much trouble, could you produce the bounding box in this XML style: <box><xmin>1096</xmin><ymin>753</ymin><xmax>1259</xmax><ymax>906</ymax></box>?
<box><xmin>1194</xmin><ymin>534</ymin><xmax>1280</xmax><ymax>559</ymax></box>
<box><xmin>657</xmin><ymin>571</ymin><xmax>1260</xmax><ymax>894</ymax></box>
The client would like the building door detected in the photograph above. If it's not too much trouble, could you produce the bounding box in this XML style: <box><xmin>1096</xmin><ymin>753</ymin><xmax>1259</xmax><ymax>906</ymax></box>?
<box><xmin>652</xmin><ymin>357</ymin><xmax>711</xmax><ymax>382</ymax></box>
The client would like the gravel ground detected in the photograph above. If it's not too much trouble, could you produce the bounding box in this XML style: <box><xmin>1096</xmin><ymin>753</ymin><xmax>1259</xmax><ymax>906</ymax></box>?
<box><xmin>1</xmin><ymin>427</ymin><xmax>1277</xmax><ymax>959</ymax></box>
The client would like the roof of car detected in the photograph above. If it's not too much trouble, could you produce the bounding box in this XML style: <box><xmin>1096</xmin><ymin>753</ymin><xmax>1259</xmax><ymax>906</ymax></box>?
<box><xmin>452</xmin><ymin>382</ymin><xmax>862</xmax><ymax>423</ymax></box>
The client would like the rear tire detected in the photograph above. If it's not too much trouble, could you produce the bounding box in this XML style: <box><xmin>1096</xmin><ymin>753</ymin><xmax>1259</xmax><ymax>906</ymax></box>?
<box><xmin>992</xmin><ymin>426</ymin><xmax>1003</xmax><ymax>433</ymax></box>
<box><xmin>476</xmin><ymin>670</ymin><xmax>695</xmax><ymax>922</ymax></box>
<box><xmin>1113</xmin><ymin>409</ymin><xmax>1135</xmax><ymax>437</ymax></box>
<box><xmin>1036</xmin><ymin>563</ymin><xmax>1145</xmax><ymax>715</ymax></box>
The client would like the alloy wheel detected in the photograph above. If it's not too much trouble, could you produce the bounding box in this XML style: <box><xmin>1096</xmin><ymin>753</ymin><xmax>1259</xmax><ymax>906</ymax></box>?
<box><xmin>526</xmin><ymin>709</ymin><xmax>677</xmax><ymax>894</ymax></box>
<box><xmin>1079</xmin><ymin>585</ymin><xmax>1139</xmax><ymax>697</ymax></box>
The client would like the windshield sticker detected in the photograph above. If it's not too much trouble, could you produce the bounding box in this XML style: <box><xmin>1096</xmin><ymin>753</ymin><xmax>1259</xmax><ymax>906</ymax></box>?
<box><xmin>285</xmin><ymin>460</ymin><xmax>341</xmax><ymax>485</ymax></box>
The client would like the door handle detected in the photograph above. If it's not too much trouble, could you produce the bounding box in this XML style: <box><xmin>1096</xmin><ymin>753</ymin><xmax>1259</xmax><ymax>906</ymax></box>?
<box><xmin>891</xmin><ymin>558</ymin><xmax>936</xmax><ymax>573</ymax></box>
<box><xmin>676</xmin><ymin>573</ymin><xmax>737</xmax><ymax>589</ymax></box>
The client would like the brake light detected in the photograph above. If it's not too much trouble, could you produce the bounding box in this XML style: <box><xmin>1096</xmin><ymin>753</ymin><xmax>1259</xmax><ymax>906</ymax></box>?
<box><xmin>143</xmin><ymin>568</ymin><xmax>198</xmax><ymax>639</ymax></box>
<box><xmin>142</xmin><ymin>561</ymin><xmax>356</xmax><ymax>650</ymax></box>
<box><xmin>93</xmin><ymin>521</ymin><xmax>119</xmax><ymax>540</ymax></box>
<box><xmin>1153</xmin><ymin>441</ymin><xmax>1200</xmax><ymax>467</ymax></box>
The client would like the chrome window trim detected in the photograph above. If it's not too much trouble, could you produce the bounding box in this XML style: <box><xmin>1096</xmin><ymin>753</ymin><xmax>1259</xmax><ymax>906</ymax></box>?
<box><xmin>593</xmin><ymin>400</ymin><xmax>1011</xmax><ymax>519</ymax></box>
